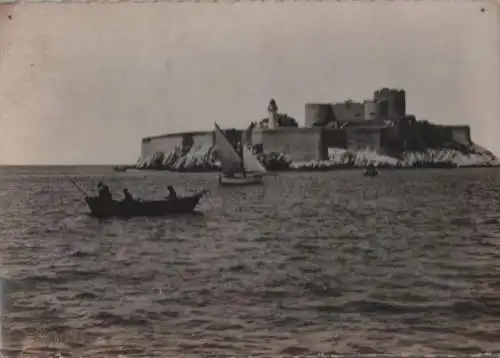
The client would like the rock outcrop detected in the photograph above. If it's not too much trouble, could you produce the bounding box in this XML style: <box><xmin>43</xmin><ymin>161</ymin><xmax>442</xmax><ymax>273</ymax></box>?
<box><xmin>136</xmin><ymin>143</ymin><xmax>499</xmax><ymax>171</ymax></box>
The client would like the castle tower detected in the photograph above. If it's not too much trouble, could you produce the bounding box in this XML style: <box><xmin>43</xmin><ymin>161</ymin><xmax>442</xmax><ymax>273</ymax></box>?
<box><xmin>374</xmin><ymin>88</ymin><xmax>406</xmax><ymax>117</ymax></box>
<box><xmin>267</xmin><ymin>98</ymin><xmax>279</xmax><ymax>129</ymax></box>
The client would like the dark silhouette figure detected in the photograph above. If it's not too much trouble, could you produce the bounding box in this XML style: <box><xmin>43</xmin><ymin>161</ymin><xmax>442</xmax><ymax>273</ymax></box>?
<box><xmin>122</xmin><ymin>188</ymin><xmax>134</xmax><ymax>202</ymax></box>
<box><xmin>167</xmin><ymin>185</ymin><xmax>177</xmax><ymax>199</ymax></box>
<box><xmin>97</xmin><ymin>182</ymin><xmax>112</xmax><ymax>201</ymax></box>
<box><xmin>364</xmin><ymin>164</ymin><xmax>378</xmax><ymax>177</ymax></box>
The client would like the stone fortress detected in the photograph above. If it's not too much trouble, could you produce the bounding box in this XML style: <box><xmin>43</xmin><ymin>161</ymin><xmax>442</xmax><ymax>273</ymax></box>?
<box><xmin>138</xmin><ymin>87</ymin><xmax>497</xmax><ymax>170</ymax></box>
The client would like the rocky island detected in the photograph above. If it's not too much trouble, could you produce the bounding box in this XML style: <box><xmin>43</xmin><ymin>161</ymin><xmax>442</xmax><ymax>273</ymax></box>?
<box><xmin>136</xmin><ymin>88</ymin><xmax>499</xmax><ymax>172</ymax></box>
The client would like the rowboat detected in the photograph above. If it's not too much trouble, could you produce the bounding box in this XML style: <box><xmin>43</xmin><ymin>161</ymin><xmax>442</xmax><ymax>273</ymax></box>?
<box><xmin>363</xmin><ymin>168</ymin><xmax>379</xmax><ymax>177</ymax></box>
<box><xmin>84</xmin><ymin>190</ymin><xmax>207</xmax><ymax>219</ymax></box>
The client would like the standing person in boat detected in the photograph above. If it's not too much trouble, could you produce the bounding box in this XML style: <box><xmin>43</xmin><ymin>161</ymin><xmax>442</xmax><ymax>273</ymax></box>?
<box><xmin>167</xmin><ymin>185</ymin><xmax>177</xmax><ymax>199</ymax></box>
<box><xmin>97</xmin><ymin>182</ymin><xmax>113</xmax><ymax>201</ymax></box>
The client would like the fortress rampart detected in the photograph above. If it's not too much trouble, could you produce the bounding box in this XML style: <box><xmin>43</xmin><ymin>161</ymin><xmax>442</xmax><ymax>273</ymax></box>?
<box><xmin>139</xmin><ymin>88</ymin><xmax>482</xmax><ymax>169</ymax></box>
<box><xmin>140</xmin><ymin>125</ymin><xmax>472</xmax><ymax>164</ymax></box>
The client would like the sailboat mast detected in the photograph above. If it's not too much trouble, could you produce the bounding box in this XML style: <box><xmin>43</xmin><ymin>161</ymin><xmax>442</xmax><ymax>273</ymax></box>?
<box><xmin>240</xmin><ymin>139</ymin><xmax>246</xmax><ymax>177</ymax></box>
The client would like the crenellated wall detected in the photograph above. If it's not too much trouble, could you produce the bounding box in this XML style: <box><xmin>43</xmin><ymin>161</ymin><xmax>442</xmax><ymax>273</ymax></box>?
<box><xmin>332</xmin><ymin>101</ymin><xmax>365</xmax><ymax>122</ymax></box>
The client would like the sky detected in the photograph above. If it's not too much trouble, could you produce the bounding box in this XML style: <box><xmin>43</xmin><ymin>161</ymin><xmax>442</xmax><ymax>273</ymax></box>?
<box><xmin>0</xmin><ymin>1</ymin><xmax>498</xmax><ymax>165</ymax></box>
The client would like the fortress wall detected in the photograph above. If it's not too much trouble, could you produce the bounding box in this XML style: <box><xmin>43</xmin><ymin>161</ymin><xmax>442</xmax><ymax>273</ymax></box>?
<box><xmin>141</xmin><ymin>126</ymin><xmax>385</xmax><ymax>164</ymax></box>
<box><xmin>139</xmin><ymin>122</ymin><xmax>478</xmax><ymax>169</ymax></box>
<box><xmin>250</xmin><ymin>129</ymin><xmax>264</xmax><ymax>147</ymax></box>
<box><xmin>449</xmin><ymin>126</ymin><xmax>471</xmax><ymax>145</ymax></box>
<box><xmin>322</xmin><ymin>128</ymin><xmax>347</xmax><ymax>149</ymax></box>
<box><xmin>332</xmin><ymin>102</ymin><xmax>365</xmax><ymax>121</ymax></box>
<box><xmin>141</xmin><ymin>131</ymin><xmax>214</xmax><ymax>158</ymax></box>
<box><xmin>141</xmin><ymin>136</ymin><xmax>179</xmax><ymax>158</ymax></box>
<box><xmin>431</xmin><ymin>125</ymin><xmax>471</xmax><ymax>146</ymax></box>
<box><xmin>345</xmin><ymin>127</ymin><xmax>382</xmax><ymax>152</ymax></box>
<box><xmin>381</xmin><ymin>126</ymin><xmax>400</xmax><ymax>143</ymax></box>
<box><xmin>261</xmin><ymin>127</ymin><xmax>323</xmax><ymax>162</ymax></box>
<box><xmin>379</xmin><ymin>127</ymin><xmax>403</xmax><ymax>156</ymax></box>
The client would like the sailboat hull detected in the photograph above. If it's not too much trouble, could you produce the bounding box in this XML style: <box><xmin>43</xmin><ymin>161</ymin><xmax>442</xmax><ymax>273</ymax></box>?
<box><xmin>219</xmin><ymin>174</ymin><xmax>264</xmax><ymax>187</ymax></box>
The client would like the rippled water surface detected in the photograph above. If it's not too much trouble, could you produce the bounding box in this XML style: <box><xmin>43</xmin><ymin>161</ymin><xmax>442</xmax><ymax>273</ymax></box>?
<box><xmin>1</xmin><ymin>166</ymin><xmax>500</xmax><ymax>357</ymax></box>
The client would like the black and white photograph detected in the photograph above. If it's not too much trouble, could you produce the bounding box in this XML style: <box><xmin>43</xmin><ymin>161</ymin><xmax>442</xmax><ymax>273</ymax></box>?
<box><xmin>0</xmin><ymin>0</ymin><xmax>499</xmax><ymax>357</ymax></box>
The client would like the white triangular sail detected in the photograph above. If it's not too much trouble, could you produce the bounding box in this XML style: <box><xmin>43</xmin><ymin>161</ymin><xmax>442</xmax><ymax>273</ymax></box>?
<box><xmin>214</xmin><ymin>122</ymin><xmax>242</xmax><ymax>175</ymax></box>
<box><xmin>242</xmin><ymin>144</ymin><xmax>267</xmax><ymax>174</ymax></box>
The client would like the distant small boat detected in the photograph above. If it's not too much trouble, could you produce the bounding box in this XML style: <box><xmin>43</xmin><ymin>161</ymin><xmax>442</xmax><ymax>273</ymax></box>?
<box><xmin>85</xmin><ymin>191</ymin><xmax>207</xmax><ymax>219</ymax></box>
<box><xmin>113</xmin><ymin>166</ymin><xmax>128</xmax><ymax>172</ymax></box>
<box><xmin>214</xmin><ymin>122</ymin><xmax>269</xmax><ymax>187</ymax></box>
<box><xmin>364</xmin><ymin>167</ymin><xmax>379</xmax><ymax>177</ymax></box>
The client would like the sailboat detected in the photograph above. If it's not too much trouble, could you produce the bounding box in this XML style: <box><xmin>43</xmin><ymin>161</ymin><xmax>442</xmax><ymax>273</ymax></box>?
<box><xmin>214</xmin><ymin>122</ymin><xmax>268</xmax><ymax>186</ymax></box>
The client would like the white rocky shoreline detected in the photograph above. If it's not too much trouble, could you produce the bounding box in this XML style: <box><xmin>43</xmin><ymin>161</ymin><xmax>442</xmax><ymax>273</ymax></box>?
<box><xmin>135</xmin><ymin>144</ymin><xmax>500</xmax><ymax>172</ymax></box>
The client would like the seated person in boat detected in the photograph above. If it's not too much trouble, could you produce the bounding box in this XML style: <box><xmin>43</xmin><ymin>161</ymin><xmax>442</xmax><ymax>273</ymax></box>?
<box><xmin>97</xmin><ymin>182</ymin><xmax>113</xmax><ymax>201</ymax></box>
<box><xmin>122</xmin><ymin>188</ymin><xmax>135</xmax><ymax>203</ymax></box>
<box><xmin>167</xmin><ymin>185</ymin><xmax>177</xmax><ymax>199</ymax></box>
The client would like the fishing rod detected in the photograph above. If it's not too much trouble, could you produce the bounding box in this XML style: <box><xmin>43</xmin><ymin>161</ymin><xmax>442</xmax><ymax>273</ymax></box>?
<box><xmin>66</xmin><ymin>176</ymin><xmax>89</xmax><ymax>197</ymax></box>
